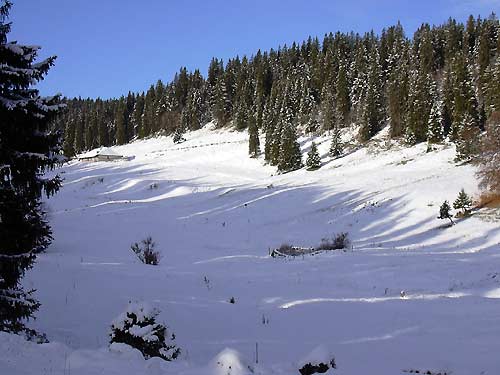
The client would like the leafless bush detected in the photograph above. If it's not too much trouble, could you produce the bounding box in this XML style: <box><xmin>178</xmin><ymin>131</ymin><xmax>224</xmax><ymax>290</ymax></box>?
<box><xmin>316</xmin><ymin>232</ymin><xmax>350</xmax><ymax>251</ymax></box>
<box><xmin>131</xmin><ymin>237</ymin><xmax>161</xmax><ymax>265</ymax></box>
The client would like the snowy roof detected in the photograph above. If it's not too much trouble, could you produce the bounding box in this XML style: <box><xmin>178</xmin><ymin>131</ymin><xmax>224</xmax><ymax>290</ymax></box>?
<box><xmin>78</xmin><ymin>147</ymin><xmax>122</xmax><ymax>158</ymax></box>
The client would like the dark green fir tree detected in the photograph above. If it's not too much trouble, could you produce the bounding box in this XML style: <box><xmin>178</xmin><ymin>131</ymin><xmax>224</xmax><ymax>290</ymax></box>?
<box><xmin>278</xmin><ymin>108</ymin><xmax>303</xmax><ymax>173</ymax></box>
<box><xmin>0</xmin><ymin>0</ymin><xmax>63</xmax><ymax>337</ymax></box>
<box><xmin>306</xmin><ymin>141</ymin><xmax>321</xmax><ymax>170</ymax></box>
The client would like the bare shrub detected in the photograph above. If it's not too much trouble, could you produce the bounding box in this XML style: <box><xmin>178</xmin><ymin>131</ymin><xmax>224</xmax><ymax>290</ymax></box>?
<box><xmin>131</xmin><ymin>237</ymin><xmax>161</xmax><ymax>265</ymax></box>
<box><xmin>476</xmin><ymin>192</ymin><xmax>500</xmax><ymax>209</ymax></box>
<box><xmin>277</xmin><ymin>243</ymin><xmax>294</xmax><ymax>253</ymax></box>
<box><xmin>316</xmin><ymin>232</ymin><xmax>350</xmax><ymax>251</ymax></box>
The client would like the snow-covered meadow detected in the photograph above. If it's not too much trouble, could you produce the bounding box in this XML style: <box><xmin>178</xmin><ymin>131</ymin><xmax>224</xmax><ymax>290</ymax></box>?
<box><xmin>2</xmin><ymin>125</ymin><xmax>500</xmax><ymax>374</ymax></box>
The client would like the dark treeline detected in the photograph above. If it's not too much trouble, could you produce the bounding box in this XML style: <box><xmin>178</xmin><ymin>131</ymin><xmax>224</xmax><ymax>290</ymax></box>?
<box><xmin>54</xmin><ymin>14</ymin><xmax>500</xmax><ymax>172</ymax></box>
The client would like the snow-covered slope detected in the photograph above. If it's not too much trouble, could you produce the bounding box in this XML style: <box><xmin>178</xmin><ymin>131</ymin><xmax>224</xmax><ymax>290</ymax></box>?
<box><xmin>2</xmin><ymin>125</ymin><xmax>500</xmax><ymax>375</ymax></box>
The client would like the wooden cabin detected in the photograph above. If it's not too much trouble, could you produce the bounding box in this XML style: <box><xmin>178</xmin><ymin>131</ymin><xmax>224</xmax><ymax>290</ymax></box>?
<box><xmin>77</xmin><ymin>148</ymin><xmax>124</xmax><ymax>162</ymax></box>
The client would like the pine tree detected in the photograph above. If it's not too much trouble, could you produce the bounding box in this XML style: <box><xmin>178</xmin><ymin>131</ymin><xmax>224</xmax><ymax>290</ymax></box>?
<box><xmin>213</xmin><ymin>75</ymin><xmax>231</xmax><ymax>127</ymax></box>
<box><xmin>335</xmin><ymin>62</ymin><xmax>350</xmax><ymax>127</ymax></box>
<box><xmin>485</xmin><ymin>55</ymin><xmax>500</xmax><ymax>115</ymax></box>
<box><xmin>455</xmin><ymin>112</ymin><xmax>480</xmax><ymax>162</ymax></box>
<box><xmin>62</xmin><ymin>118</ymin><xmax>76</xmax><ymax>157</ymax></box>
<box><xmin>305</xmin><ymin>141</ymin><xmax>321</xmax><ymax>170</ymax></box>
<box><xmin>0</xmin><ymin>1</ymin><xmax>63</xmax><ymax>336</ymax></box>
<box><xmin>248</xmin><ymin>110</ymin><xmax>260</xmax><ymax>158</ymax></box>
<box><xmin>96</xmin><ymin>100</ymin><xmax>109</xmax><ymax>147</ymax></box>
<box><xmin>298</xmin><ymin>84</ymin><xmax>315</xmax><ymax>131</ymax></box>
<box><xmin>405</xmin><ymin>68</ymin><xmax>433</xmax><ymax>144</ymax></box>
<box><xmin>438</xmin><ymin>201</ymin><xmax>454</xmax><ymax>225</ymax></box>
<box><xmin>453</xmin><ymin>188</ymin><xmax>473</xmax><ymax>216</ymax></box>
<box><xmin>115</xmin><ymin>99</ymin><xmax>128</xmax><ymax>145</ymax></box>
<box><xmin>476</xmin><ymin>111</ymin><xmax>500</xmax><ymax>193</ymax></box>
<box><xmin>359</xmin><ymin>47</ymin><xmax>384</xmax><ymax>142</ymax></box>
<box><xmin>110</xmin><ymin>302</ymin><xmax>180</xmax><ymax>361</ymax></box>
<box><xmin>329</xmin><ymin>126</ymin><xmax>344</xmax><ymax>157</ymax></box>
<box><xmin>427</xmin><ymin>97</ymin><xmax>445</xmax><ymax>144</ymax></box>
<box><xmin>270</xmin><ymin>121</ymin><xmax>282</xmax><ymax>166</ymax></box>
<box><xmin>387</xmin><ymin>47</ymin><xmax>410</xmax><ymax>138</ymax></box>
<box><xmin>278</xmin><ymin>108</ymin><xmax>302</xmax><ymax>173</ymax></box>
<box><xmin>450</xmin><ymin>52</ymin><xmax>479</xmax><ymax>140</ymax></box>
<box><xmin>131</xmin><ymin>93</ymin><xmax>145</xmax><ymax>138</ymax></box>
<box><xmin>74</xmin><ymin>112</ymin><xmax>85</xmax><ymax>153</ymax></box>
<box><xmin>234</xmin><ymin>100</ymin><xmax>248</xmax><ymax>130</ymax></box>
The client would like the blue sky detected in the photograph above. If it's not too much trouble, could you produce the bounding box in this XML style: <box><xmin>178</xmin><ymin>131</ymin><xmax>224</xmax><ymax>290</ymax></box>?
<box><xmin>9</xmin><ymin>0</ymin><xmax>500</xmax><ymax>99</ymax></box>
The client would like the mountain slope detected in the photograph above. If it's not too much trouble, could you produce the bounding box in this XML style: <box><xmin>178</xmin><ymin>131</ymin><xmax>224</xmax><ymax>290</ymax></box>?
<box><xmin>2</xmin><ymin>125</ymin><xmax>500</xmax><ymax>375</ymax></box>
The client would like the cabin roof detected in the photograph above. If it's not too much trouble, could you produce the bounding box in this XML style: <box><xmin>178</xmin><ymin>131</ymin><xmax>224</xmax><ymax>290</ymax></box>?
<box><xmin>78</xmin><ymin>147</ymin><xmax>123</xmax><ymax>159</ymax></box>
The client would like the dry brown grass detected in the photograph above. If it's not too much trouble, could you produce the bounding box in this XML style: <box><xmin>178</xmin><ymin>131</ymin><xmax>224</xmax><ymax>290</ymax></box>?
<box><xmin>475</xmin><ymin>192</ymin><xmax>500</xmax><ymax>209</ymax></box>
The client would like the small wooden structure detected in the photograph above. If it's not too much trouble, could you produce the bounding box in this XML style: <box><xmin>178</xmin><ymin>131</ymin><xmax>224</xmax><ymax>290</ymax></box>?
<box><xmin>78</xmin><ymin>147</ymin><xmax>124</xmax><ymax>162</ymax></box>
<box><xmin>270</xmin><ymin>246</ymin><xmax>319</xmax><ymax>258</ymax></box>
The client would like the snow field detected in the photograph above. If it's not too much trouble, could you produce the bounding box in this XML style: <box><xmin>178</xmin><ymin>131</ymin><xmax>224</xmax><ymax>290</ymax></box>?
<box><xmin>2</xmin><ymin>125</ymin><xmax>500</xmax><ymax>374</ymax></box>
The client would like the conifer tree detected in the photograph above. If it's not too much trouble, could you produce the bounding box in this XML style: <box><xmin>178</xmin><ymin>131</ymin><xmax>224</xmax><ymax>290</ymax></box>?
<box><xmin>213</xmin><ymin>76</ymin><xmax>231</xmax><ymax>127</ymax></box>
<box><xmin>387</xmin><ymin>48</ymin><xmax>410</xmax><ymax>138</ymax></box>
<box><xmin>476</xmin><ymin>111</ymin><xmax>500</xmax><ymax>193</ymax></box>
<box><xmin>320</xmin><ymin>82</ymin><xmax>336</xmax><ymax>131</ymax></box>
<box><xmin>485</xmin><ymin>55</ymin><xmax>500</xmax><ymax>115</ymax></box>
<box><xmin>0</xmin><ymin>1</ymin><xmax>62</xmax><ymax>336</ymax></box>
<box><xmin>131</xmin><ymin>93</ymin><xmax>145</xmax><ymax>138</ymax></box>
<box><xmin>359</xmin><ymin>48</ymin><xmax>384</xmax><ymax>142</ymax></box>
<box><xmin>450</xmin><ymin>52</ymin><xmax>479</xmax><ymax>140</ymax></box>
<box><xmin>263</xmin><ymin>102</ymin><xmax>275</xmax><ymax>162</ymax></box>
<box><xmin>172</xmin><ymin>123</ymin><xmax>186</xmax><ymax>144</ymax></box>
<box><xmin>270</xmin><ymin>122</ymin><xmax>282</xmax><ymax>166</ymax></box>
<box><xmin>115</xmin><ymin>99</ymin><xmax>128</xmax><ymax>145</ymax></box>
<box><xmin>96</xmin><ymin>100</ymin><xmax>109</xmax><ymax>147</ymax></box>
<box><xmin>278</xmin><ymin>108</ymin><xmax>302</xmax><ymax>173</ymax></box>
<box><xmin>329</xmin><ymin>126</ymin><xmax>344</xmax><ymax>157</ymax></box>
<box><xmin>248</xmin><ymin>110</ymin><xmax>260</xmax><ymax>158</ymax></box>
<box><xmin>62</xmin><ymin>118</ymin><xmax>76</xmax><ymax>157</ymax></box>
<box><xmin>453</xmin><ymin>188</ymin><xmax>473</xmax><ymax>216</ymax></box>
<box><xmin>234</xmin><ymin>100</ymin><xmax>248</xmax><ymax>130</ymax></box>
<box><xmin>335</xmin><ymin>62</ymin><xmax>350</xmax><ymax>127</ymax></box>
<box><xmin>306</xmin><ymin>141</ymin><xmax>321</xmax><ymax>170</ymax></box>
<box><xmin>455</xmin><ymin>112</ymin><xmax>480</xmax><ymax>162</ymax></box>
<box><xmin>405</xmin><ymin>69</ymin><xmax>433</xmax><ymax>144</ymax></box>
<box><xmin>438</xmin><ymin>200</ymin><xmax>454</xmax><ymax>225</ymax></box>
<box><xmin>298</xmin><ymin>84</ymin><xmax>315</xmax><ymax>131</ymax></box>
<box><xmin>74</xmin><ymin>112</ymin><xmax>85</xmax><ymax>153</ymax></box>
<box><xmin>427</xmin><ymin>98</ymin><xmax>445</xmax><ymax>144</ymax></box>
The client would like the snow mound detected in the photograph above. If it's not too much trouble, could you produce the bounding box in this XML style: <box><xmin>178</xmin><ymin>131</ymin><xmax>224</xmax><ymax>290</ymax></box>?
<box><xmin>299</xmin><ymin>345</ymin><xmax>336</xmax><ymax>367</ymax></box>
<box><xmin>209</xmin><ymin>348</ymin><xmax>254</xmax><ymax>375</ymax></box>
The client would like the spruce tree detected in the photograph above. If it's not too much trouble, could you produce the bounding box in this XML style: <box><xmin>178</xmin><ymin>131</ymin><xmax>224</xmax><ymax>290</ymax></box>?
<box><xmin>234</xmin><ymin>100</ymin><xmax>248</xmax><ymax>130</ymax></box>
<box><xmin>329</xmin><ymin>126</ymin><xmax>344</xmax><ymax>158</ymax></box>
<box><xmin>438</xmin><ymin>201</ymin><xmax>454</xmax><ymax>225</ymax></box>
<box><xmin>455</xmin><ymin>112</ymin><xmax>480</xmax><ymax>162</ymax></box>
<box><xmin>62</xmin><ymin>118</ymin><xmax>76</xmax><ymax>157</ymax></box>
<box><xmin>278</xmin><ymin>108</ymin><xmax>302</xmax><ymax>173</ymax></box>
<box><xmin>476</xmin><ymin>111</ymin><xmax>500</xmax><ymax>193</ymax></box>
<box><xmin>306</xmin><ymin>141</ymin><xmax>321</xmax><ymax>170</ymax></box>
<box><xmin>427</xmin><ymin>96</ymin><xmax>445</xmax><ymax>144</ymax></box>
<box><xmin>320</xmin><ymin>82</ymin><xmax>336</xmax><ymax>131</ymax></box>
<box><xmin>335</xmin><ymin>62</ymin><xmax>350</xmax><ymax>128</ymax></box>
<box><xmin>248</xmin><ymin>110</ymin><xmax>260</xmax><ymax>158</ymax></box>
<box><xmin>453</xmin><ymin>188</ymin><xmax>473</xmax><ymax>216</ymax></box>
<box><xmin>0</xmin><ymin>1</ymin><xmax>62</xmax><ymax>336</ymax></box>
<box><xmin>359</xmin><ymin>48</ymin><xmax>384</xmax><ymax>142</ymax></box>
<box><xmin>405</xmin><ymin>69</ymin><xmax>433</xmax><ymax>144</ymax></box>
<box><xmin>115</xmin><ymin>99</ymin><xmax>128</xmax><ymax>145</ymax></box>
<box><xmin>74</xmin><ymin>112</ymin><xmax>85</xmax><ymax>153</ymax></box>
<box><xmin>213</xmin><ymin>76</ymin><xmax>231</xmax><ymax>127</ymax></box>
<box><xmin>450</xmin><ymin>52</ymin><xmax>479</xmax><ymax>140</ymax></box>
<box><xmin>131</xmin><ymin>93</ymin><xmax>145</xmax><ymax>138</ymax></box>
